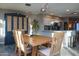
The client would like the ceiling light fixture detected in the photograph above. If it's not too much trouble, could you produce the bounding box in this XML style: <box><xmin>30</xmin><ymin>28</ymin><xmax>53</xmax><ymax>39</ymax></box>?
<box><xmin>66</xmin><ymin>9</ymin><xmax>70</xmax><ymax>12</ymax></box>
<box><xmin>41</xmin><ymin>8</ymin><xmax>45</xmax><ymax>12</ymax></box>
<box><xmin>73</xmin><ymin>12</ymin><xmax>77</xmax><ymax>14</ymax></box>
<box><xmin>40</xmin><ymin>3</ymin><xmax>49</xmax><ymax>16</ymax></box>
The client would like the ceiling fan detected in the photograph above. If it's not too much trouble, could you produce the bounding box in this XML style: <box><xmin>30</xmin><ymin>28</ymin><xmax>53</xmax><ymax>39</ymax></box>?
<box><xmin>25</xmin><ymin>3</ymin><xmax>60</xmax><ymax>18</ymax></box>
<box><xmin>38</xmin><ymin>3</ymin><xmax>58</xmax><ymax>18</ymax></box>
<box><xmin>38</xmin><ymin>3</ymin><xmax>49</xmax><ymax>16</ymax></box>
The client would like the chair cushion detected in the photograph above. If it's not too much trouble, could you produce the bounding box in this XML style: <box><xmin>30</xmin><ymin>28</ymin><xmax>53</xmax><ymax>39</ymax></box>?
<box><xmin>26</xmin><ymin>47</ymin><xmax>32</xmax><ymax>53</ymax></box>
<box><xmin>27</xmin><ymin>47</ymin><xmax>32</xmax><ymax>51</ymax></box>
<box><xmin>20</xmin><ymin>44</ymin><xmax>32</xmax><ymax>53</ymax></box>
<box><xmin>38</xmin><ymin>46</ymin><xmax>47</xmax><ymax>50</ymax></box>
<box><xmin>39</xmin><ymin>48</ymin><xmax>51</xmax><ymax>56</ymax></box>
<box><xmin>39</xmin><ymin>48</ymin><xmax>61</xmax><ymax>56</ymax></box>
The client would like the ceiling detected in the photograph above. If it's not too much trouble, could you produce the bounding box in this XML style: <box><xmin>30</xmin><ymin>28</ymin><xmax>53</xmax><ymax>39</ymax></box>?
<box><xmin>0</xmin><ymin>3</ymin><xmax>79</xmax><ymax>17</ymax></box>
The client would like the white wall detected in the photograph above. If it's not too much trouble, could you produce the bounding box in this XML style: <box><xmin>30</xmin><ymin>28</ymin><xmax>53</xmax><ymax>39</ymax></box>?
<box><xmin>28</xmin><ymin>14</ymin><xmax>45</xmax><ymax>35</ymax></box>
<box><xmin>43</xmin><ymin>16</ymin><xmax>61</xmax><ymax>25</ymax></box>
<box><xmin>28</xmin><ymin>15</ymin><xmax>63</xmax><ymax>36</ymax></box>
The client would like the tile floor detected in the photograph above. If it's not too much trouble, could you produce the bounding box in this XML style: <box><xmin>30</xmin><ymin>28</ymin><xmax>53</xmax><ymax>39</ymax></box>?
<box><xmin>0</xmin><ymin>44</ymin><xmax>79</xmax><ymax>56</ymax></box>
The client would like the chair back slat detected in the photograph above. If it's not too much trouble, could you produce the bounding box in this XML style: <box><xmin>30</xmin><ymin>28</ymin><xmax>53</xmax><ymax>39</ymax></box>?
<box><xmin>13</xmin><ymin>30</ymin><xmax>20</xmax><ymax>48</ymax></box>
<box><xmin>18</xmin><ymin>30</ymin><xmax>25</xmax><ymax>52</ymax></box>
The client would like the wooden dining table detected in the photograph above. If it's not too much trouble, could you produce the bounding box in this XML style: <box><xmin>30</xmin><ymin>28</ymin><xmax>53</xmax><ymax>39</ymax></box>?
<box><xmin>23</xmin><ymin>34</ymin><xmax>52</xmax><ymax>56</ymax></box>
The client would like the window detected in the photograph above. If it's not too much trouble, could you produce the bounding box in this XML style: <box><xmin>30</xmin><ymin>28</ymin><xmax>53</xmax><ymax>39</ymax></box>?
<box><xmin>0</xmin><ymin>19</ymin><xmax>5</xmax><ymax>37</ymax></box>
<box><xmin>76</xmin><ymin>23</ymin><xmax>79</xmax><ymax>31</ymax></box>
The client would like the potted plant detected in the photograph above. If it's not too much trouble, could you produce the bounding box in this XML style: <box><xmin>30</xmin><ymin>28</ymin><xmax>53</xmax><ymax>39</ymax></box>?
<box><xmin>32</xmin><ymin>19</ymin><xmax>39</xmax><ymax>35</ymax></box>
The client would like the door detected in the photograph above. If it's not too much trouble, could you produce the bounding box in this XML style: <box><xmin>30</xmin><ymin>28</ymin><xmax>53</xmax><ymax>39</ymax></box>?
<box><xmin>5</xmin><ymin>15</ymin><xmax>15</xmax><ymax>45</ymax></box>
<box><xmin>5</xmin><ymin>13</ymin><xmax>28</xmax><ymax>45</ymax></box>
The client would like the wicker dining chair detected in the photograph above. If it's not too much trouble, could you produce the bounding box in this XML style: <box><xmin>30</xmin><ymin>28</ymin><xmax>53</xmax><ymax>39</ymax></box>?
<box><xmin>13</xmin><ymin>30</ymin><xmax>31</xmax><ymax>56</ymax></box>
<box><xmin>37</xmin><ymin>31</ymin><xmax>64</xmax><ymax>56</ymax></box>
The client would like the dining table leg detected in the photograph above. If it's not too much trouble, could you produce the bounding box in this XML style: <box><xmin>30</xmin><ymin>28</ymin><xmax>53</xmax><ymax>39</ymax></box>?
<box><xmin>32</xmin><ymin>46</ymin><xmax>37</xmax><ymax>56</ymax></box>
